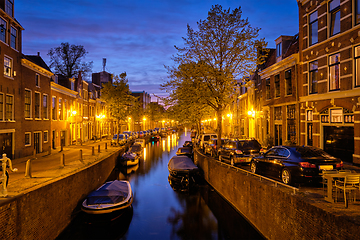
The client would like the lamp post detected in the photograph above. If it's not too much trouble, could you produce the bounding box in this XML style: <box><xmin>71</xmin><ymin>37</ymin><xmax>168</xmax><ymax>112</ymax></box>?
<box><xmin>143</xmin><ymin>117</ymin><xmax>147</xmax><ymax>131</ymax></box>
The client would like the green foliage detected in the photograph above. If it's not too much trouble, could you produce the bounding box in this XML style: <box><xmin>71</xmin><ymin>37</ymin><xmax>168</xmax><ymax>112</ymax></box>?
<box><xmin>162</xmin><ymin>4</ymin><xmax>266</xmax><ymax>142</ymax></box>
<box><xmin>101</xmin><ymin>73</ymin><xmax>136</xmax><ymax>129</ymax></box>
<box><xmin>48</xmin><ymin>42</ymin><xmax>93</xmax><ymax>80</ymax></box>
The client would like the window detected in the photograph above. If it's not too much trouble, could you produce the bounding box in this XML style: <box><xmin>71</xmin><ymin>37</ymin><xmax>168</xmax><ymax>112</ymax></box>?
<box><xmin>355</xmin><ymin>45</ymin><xmax>360</xmax><ymax>87</ymax></box>
<box><xmin>25</xmin><ymin>132</ymin><xmax>31</xmax><ymax>146</ymax></box>
<box><xmin>285</xmin><ymin>69</ymin><xmax>292</xmax><ymax>95</ymax></box>
<box><xmin>329</xmin><ymin>0</ymin><xmax>340</xmax><ymax>36</ymax></box>
<box><xmin>59</xmin><ymin>98</ymin><xmax>63</xmax><ymax>120</ymax></box>
<box><xmin>43</xmin><ymin>94</ymin><xmax>48</xmax><ymax>119</ymax></box>
<box><xmin>274</xmin><ymin>106</ymin><xmax>282</xmax><ymax>120</ymax></box>
<box><xmin>10</xmin><ymin>26</ymin><xmax>16</xmax><ymax>49</ymax></box>
<box><xmin>287</xmin><ymin>105</ymin><xmax>296</xmax><ymax>144</ymax></box>
<box><xmin>329</xmin><ymin>53</ymin><xmax>340</xmax><ymax>91</ymax></box>
<box><xmin>274</xmin><ymin>74</ymin><xmax>280</xmax><ymax>98</ymax></box>
<box><xmin>44</xmin><ymin>131</ymin><xmax>48</xmax><ymax>143</ymax></box>
<box><xmin>71</xmin><ymin>81</ymin><xmax>75</xmax><ymax>91</ymax></box>
<box><xmin>266</xmin><ymin>78</ymin><xmax>271</xmax><ymax>100</ymax></box>
<box><xmin>5</xmin><ymin>95</ymin><xmax>13</xmax><ymax>121</ymax></box>
<box><xmin>25</xmin><ymin>89</ymin><xmax>31</xmax><ymax>118</ymax></box>
<box><xmin>309</xmin><ymin>61</ymin><xmax>318</xmax><ymax>94</ymax></box>
<box><xmin>5</xmin><ymin>0</ymin><xmax>13</xmax><ymax>17</ymax></box>
<box><xmin>34</xmin><ymin>92</ymin><xmax>40</xmax><ymax>119</ymax></box>
<box><xmin>356</xmin><ymin>0</ymin><xmax>360</xmax><ymax>25</ymax></box>
<box><xmin>52</xmin><ymin>96</ymin><xmax>56</xmax><ymax>120</ymax></box>
<box><xmin>330</xmin><ymin>108</ymin><xmax>342</xmax><ymax>123</ymax></box>
<box><xmin>4</xmin><ymin>56</ymin><xmax>12</xmax><ymax>77</ymax></box>
<box><xmin>0</xmin><ymin>18</ymin><xmax>6</xmax><ymax>43</ymax></box>
<box><xmin>276</xmin><ymin>43</ymin><xmax>282</xmax><ymax>58</ymax></box>
<box><xmin>0</xmin><ymin>93</ymin><xmax>3</xmax><ymax>121</ymax></box>
<box><xmin>35</xmin><ymin>74</ymin><xmax>40</xmax><ymax>87</ymax></box>
<box><xmin>309</xmin><ymin>11</ymin><xmax>318</xmax><ymax>45</ymax></box>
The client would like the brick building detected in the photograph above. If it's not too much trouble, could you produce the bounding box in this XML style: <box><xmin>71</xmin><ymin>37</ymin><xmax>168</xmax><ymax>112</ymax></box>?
<box><xmin>297</xmin><ymin>0</ymin><xmax>360</xmax><ymax>164</ymax></box>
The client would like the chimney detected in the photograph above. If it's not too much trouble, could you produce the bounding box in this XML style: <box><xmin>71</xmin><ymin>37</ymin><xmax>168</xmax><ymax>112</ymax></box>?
<box><xmin>37</xmin><ymin>52</ymin><xmax>40</xmax><ymax>56</ymax></box>
<box><xmin>103</xmin><ymin>58</ymin><xmax>106</xmax><ymax>72</ymax></box>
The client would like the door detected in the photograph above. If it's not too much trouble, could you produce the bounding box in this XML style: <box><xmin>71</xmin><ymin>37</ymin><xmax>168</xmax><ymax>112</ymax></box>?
<box><xmin>60</xmin><ymin>130</ymin><xmax>66</xmax><ymax>147</ymax></box>
<box><xmin>34</xmin><ymin>132</ymin><xmax>40</xmax><ymax>154</ymax></box>
<box><xmin>324</xmin><ymin>126</ymin><xmax>354</xmax><ymax>163</ymax></box>
<box><xmin>52</xmin><ymin>130</ymin><xmax>56</xmax><ymax>149</ymax></box>
<box><xmin>0</xmin><ymin>133</ymin><xmax>12</xmax><ymax>159</ymax></box>
<box><xmin>275</xmin><ymin>125</ymin><xmax>282</xmax><ymax>146</ymax></box>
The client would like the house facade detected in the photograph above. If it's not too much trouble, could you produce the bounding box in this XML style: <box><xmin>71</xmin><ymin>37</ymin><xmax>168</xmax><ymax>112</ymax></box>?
<box><xmin>297</xmin><ymin>0</ymin><xmax>360</xmax><ymax>164</ymax></box>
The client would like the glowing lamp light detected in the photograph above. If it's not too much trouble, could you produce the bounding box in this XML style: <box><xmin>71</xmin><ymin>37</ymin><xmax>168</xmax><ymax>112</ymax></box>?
<box><xmin>143</xmin><ymin>117</ymin><xmax>147</xmax><ymax>121</ymax></box>
<box><xmin>248</xmin><ymin>110</ymin><xmax>255</xmax><ymax>118</ymax></box>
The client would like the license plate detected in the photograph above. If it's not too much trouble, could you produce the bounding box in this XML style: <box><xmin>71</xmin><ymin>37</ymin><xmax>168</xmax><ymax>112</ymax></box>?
<box><xmin>319</xmin><ymin>165</ymin><xmax>333</xmax><ymax>170</ymax></box>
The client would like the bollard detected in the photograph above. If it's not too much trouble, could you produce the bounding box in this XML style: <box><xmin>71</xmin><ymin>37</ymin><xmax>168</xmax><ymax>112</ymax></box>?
<box><xmin>61</xmin><ymin>144</ymin><xmax>63</xmax><ymax>152</ymax></box>
<box><xmin>80</xmin><ymin>149</ymin><xmax>83</xmax><ymax>162</ymax></box>
<box><xmin>105</xmin><ymin>143</ymin><xmax>107</xmax><ymax>150</ymax></box>
<box><xmin>48</xmin><ymin>145</ymin><xmax>51</xmax><ymax>155</ymax></box>
<box><xmin>25</xmin><ymin>159</ymin><xmax>32</xmax><ymax>178</ymax></box>
<box><xmin>33</xmin><ymin>149</ymin><xmax>36</xmax><ymax>157</ymax></box>
<box><xmin>60</xmin><ymin>154</ymin><xmax>65</xmax><ymax>167</ymax></box>
<box><xmin>98</xmin><ymin>145</ymin><xmax>101</xmax><ymax>153</ymax></box>
<box><xmin>92</xmin><ymin>146</ymin><xmax>95</xmax><ymax>155</ymax></box>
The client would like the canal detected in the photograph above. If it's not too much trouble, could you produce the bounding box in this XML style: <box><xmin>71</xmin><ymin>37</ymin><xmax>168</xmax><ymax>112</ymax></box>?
<box><xmin>56</xmin><ymin>131</ymin><xmax>264</xmax><ymax>240</ymax></box>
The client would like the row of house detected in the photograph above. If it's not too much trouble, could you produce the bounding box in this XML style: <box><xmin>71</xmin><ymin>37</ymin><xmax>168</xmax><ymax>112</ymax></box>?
<box><xmin>230</xmin><ymin>0</ymin><xmax>360</xmax><ymax>164</ymax></box>
<box><xmin>0</xmin><ymin>1</ymin><xmax>119</xmax><ymax>159</ymax></box>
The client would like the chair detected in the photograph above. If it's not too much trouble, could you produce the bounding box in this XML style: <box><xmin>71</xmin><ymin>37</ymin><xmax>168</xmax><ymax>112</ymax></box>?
<box><xmin>322</xmin><ymin>169</ymin><xmax>338</xmax><ymax>197</ymax></box>
<box><xmin>334</xmin><ymin>176</ymin><xmax>360</xmax><ymax>207</ymax></box>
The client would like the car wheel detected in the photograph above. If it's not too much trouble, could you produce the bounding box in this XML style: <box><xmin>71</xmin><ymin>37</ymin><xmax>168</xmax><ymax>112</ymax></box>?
<box><xmin>281</xmin><ymin>168</ymin><xmax>292</xmax><ymax>185</ymax></box>
<box><xmin>230</xmin><ymin>157</ymin><xmax>234</xmax><ymax>166</ymax></box>
<box><xmin>250</xmin><ymin>162</ymin><xmax>257</xmax><ymax>174</ymax></box>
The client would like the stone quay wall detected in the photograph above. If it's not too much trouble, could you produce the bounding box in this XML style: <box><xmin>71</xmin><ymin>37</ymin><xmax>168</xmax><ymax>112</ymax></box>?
<box><xmin>194</xmin><ymin>150</ymin><xmax>360</xmax><ymax>240</ymax></box>
<box><xmin>0</xmin><ymin>147</ymin><xmax>126</xmax><ymax>240</ymax></box>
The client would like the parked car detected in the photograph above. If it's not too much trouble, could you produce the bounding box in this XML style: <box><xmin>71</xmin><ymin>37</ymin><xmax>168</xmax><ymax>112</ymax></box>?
<box><xmin>250</xmin><ymin>145</ymin><xmax>344</xmax><ymax>185</ymax></box>
<box><xmin>218</xmin><ymin>139</ymin><xmax>263</xmax><ymax>165</ymax></box>
<box><xmin>111</xmin><ymin>134</ymin><xmax>118</xmax><ymax>146</ymax></box>
<box><xmin>118</xmin><ymin>134</ymin><xmax>128</xmax><ymax>145</ymax></box>
<box><xmin>204</xmin><ymin>138</ymin><xmax>228</xmax><ymax>157</ymax></box>
<box><xmin>199</xmin><ymin>133</ymin><xmax>218</xmax><ymax>150</ymax></box>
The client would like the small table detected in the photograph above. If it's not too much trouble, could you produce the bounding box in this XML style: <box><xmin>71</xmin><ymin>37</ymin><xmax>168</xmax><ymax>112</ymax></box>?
<box><xmin>323</xmin><ymin>172</ymin><xmax>360</xmax><ymax>205</ymax></box>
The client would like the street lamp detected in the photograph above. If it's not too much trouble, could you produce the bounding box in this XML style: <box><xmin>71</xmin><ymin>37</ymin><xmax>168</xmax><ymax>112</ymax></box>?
<box><xmin>143</xmin><ymin>117</ymin><xmax>147</xmax><ymax>130</ymax></box>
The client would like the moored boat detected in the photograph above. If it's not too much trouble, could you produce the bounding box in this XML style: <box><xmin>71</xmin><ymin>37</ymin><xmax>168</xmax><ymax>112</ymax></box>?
<box><xmin>168</xmin><ymin>155</ymin><xmax>200</xmax><ymax>187</ymax></box>
<box><xmin>82</xmin><ymin>180</ymin><xmax>133</xmax><ymax>215</ymax></box>
<box><xmin>121</xmin><ymin>151</ymin><xmax>140</xmax><ymax>166</ymax></box>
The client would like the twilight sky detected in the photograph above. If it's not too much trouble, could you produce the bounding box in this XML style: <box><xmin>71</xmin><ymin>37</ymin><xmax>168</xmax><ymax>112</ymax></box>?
<box><xmin>15</xmin><ymin>0</ymin><xmax>299</xmax><ymax>101</ymax></box>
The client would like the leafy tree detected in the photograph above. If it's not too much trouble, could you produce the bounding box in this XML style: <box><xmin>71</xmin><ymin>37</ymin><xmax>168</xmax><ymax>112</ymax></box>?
<box><xmin>48</xmin><ymin>42</ymin><xmax>93</xmax><ymax>80</ymax></box>
<box><xmin>101</xmin><ymin>73</ymin><xmax>136</xmax><ymax>140</ymax></box>
<box><xmin>145</xmin><ymin>102</ymin><xmax>166</xmax><ymax>129</ymax></box>
<box><xmin>163</xmin><ymin>5</ymin><xmax>266</xmax><ymax>145</ymax></box>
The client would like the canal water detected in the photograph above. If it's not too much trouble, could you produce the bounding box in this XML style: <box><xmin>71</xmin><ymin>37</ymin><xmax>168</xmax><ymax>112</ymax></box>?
<box><xmin>57</xmin><ymin>131</ymin><xmax>264</xmax><ymax>240</ymax></box>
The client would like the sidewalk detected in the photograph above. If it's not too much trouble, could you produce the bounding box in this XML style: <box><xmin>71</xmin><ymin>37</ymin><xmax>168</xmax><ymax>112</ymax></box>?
<box><xmin>0</xmin><ymin>139</ymin><xmax>126</xmax><ymax>201</ymax></box>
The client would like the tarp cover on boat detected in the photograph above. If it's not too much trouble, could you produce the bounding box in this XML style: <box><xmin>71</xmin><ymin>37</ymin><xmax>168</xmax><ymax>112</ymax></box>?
<box><xmin>86</xmin><ymin>180</ymin><xmax>130</xmax><ymax>205</ymax></box>
<box><xmin>168</xmin><ymin>156</ymin><xmax>198</xmax><ymax>171</ymax></box>
<box><xmin>122</xmin><ymin>152</ymin><xmax>137</xmax><ymax>160</ymax></box>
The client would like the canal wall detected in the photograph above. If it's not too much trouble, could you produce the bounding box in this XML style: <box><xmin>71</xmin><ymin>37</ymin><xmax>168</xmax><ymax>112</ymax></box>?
<box><xmin>194</xmin><ymin>150</ymin><xmax>360</xmax><ymax>240</ymax></box>
<box><xmin>0</xmin><ymin>147</ymin><xmax>126</xmax><ymax>240</ymax></box>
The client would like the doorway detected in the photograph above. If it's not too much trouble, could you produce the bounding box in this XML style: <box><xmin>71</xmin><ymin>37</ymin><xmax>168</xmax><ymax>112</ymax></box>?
<box><xmin>34</xmin><ymin>132</ymin><xmax>41</xmax><ymax>154</ymax></box>
<box><xmin>0</xmin><ymin>133</ymin><xmax>12</xmax><ymax>159</ymax></box>
<box><xmin>324</xmin><ymin>126</ymin><xmax>354</xmax><ymax>162</ymax></box>
<box><xmin>275</xmin><ymin>124</ymin><xmax>282</xmax><ymax>146</ymax></box>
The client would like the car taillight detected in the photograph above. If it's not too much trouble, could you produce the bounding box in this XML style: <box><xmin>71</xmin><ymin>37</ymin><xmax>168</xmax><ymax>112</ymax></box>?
<box><xmin>235</xmin><ymin>150</ymin><xmax>243</xmax><ymax>154</ymax></box>
<box><xmin>336</xmin><ymin>161</ymin><xmax>343</xmax><ymax>168</ymax></box>
<box><xmin>299</xmin><ymin>162</ymin><xmax>316</xmax><ymax>168</ymax></box>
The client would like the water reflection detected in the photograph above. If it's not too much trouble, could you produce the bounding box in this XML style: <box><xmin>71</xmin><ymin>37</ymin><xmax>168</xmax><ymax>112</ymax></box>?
<box><xmin>57</xmin><ymin>131</ymin><xmax>264</xmax><ymax>240</ymax></box>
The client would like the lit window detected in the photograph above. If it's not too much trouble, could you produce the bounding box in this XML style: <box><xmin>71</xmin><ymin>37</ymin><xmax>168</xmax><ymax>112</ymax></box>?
<box><xmin>274</xmin><ymin>107</ymin><xmax>282</xmax><ymax>120</ymax></box>
<box><xmin>4</xmin><ymin>56</ymin><xmax>12</xmax><ymax>77</ymax></box>
<box><xmin>329</xmin><ymin>0</ymin><xmax>340</xmax><ymax>36</ymax></box>
<box><xmin>329</xmin><ymin>53</ymin><xmax>340</xmax><ymax>91</ymax></box>
<box><xmin>25</xmin><ymin>89</ymin><xmax>31</xmax><ymax>118</ymax></box>
<box><xmin>59</xmin><ymin>98</ymin><xmax>63</xmax><ymax>120</ymax></box>
<box><xmin>309</xmin><ymin>61</ymin><xmax>318</xmax><ymax>94</ymax></box>
<box><xmin>0</xmin><ymin>18</ymin><xmax>6</xmax><ymax>43</ymax></box>
<box><xmin>10</xmin><ymin>26</ymin><xmax>16</xmax><ymax>49</ymax></box>
<box><xmin>309</xmin><ymin>11</ymin><xmax>318</xmax><ymax>45</ymax></box>
<box><xmin>25</xmin><ymin>132</ymin><xmax>31</xmax><ymax>146</ymax></box>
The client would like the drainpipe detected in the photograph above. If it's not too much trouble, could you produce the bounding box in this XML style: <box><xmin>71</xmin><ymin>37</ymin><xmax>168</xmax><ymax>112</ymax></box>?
<box><xmin>295</xmin><ymin>58</ymin><xmax>300</xmax><ymax>146</ymax></box>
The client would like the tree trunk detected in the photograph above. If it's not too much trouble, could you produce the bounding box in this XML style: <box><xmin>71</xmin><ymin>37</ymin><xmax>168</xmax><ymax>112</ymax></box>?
<box><xmin>216</xmin><ymin>109</ymin><xmax>223</xmax><ymax>149</ymax></box>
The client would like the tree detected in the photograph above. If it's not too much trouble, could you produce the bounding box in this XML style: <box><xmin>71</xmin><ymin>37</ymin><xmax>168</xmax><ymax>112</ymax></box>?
<box><xmin>101</xmin><ymin>73</ymin><xmax>136</xmax><ymax>140</ymax></box>
<box><xmin>48</xmin><ymin>42</ymin><xmax>93</xmax><ymax>80</ymax></box>
<box><xmin>163</xmin><ymin>5</ymin><xmax>266</xmax><ymax>145</ymax></box>
<box><xmin>145</xmin><ymin>102</ymin><xmax>166</xmax><ymax>129</ymax></box>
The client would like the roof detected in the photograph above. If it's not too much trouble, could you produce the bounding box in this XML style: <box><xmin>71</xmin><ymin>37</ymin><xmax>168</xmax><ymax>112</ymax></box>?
<box><xmin>23</xmin><ymin>54</ymin><xmax>51</xmax><ymax>72</ymax></box>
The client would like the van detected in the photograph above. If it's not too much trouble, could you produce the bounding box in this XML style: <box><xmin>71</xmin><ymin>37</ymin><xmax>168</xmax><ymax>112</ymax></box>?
<box><xmin>199</xmin><ymin>133</ymin><xmax>218</xmax><ymax>150</ymax></box>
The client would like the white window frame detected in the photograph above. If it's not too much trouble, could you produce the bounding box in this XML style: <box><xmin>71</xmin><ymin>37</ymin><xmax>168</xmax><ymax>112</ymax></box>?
<box><xmin>34</xmin><ymin>91</ymin><xmax>41</xmax><ymax>119</ymax></box>
<box><xmin>4</xmin><ymin>55</ymin><xmax>13</xmax><ymax>78</ymax></box>
<box><xmin>25</xmin><ymin>132</ymin><xmax>31</xmax><ymax>146</ymax></box>
<box><xmin>10</xmin><ymin>26</ymin><xmax>16</xmax><ymax>50</ymax></box>
<box><xmin>44</xmin><ymin>131</ymin><xmax>48</xmax><ymax>143</ymax></box>
<box><xmin>0</xmin><ymin>93</ymin><xmax>3</xmax><ymax>121</ymax></box>
<box><xmin>0</xmin><ymin>17</ymin><xmax>7</xmax><ymax>43</ymax></box>
<box><xmin>25</xmin><ymin>89</ymin><xmax>32</xmax><ymax>119</ymax></box>
<box><xmin>5</xmin><ymin>94</ymin><xmax>14</xmax><ymax>121</ymax></box>
<box><xmin>43</xmin><ymin>94</ymin><xmax>48</xmax><ymax>120</ymax></box>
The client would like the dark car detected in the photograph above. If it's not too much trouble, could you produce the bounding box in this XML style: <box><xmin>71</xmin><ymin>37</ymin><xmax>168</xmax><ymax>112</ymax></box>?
<box><xmin>218</xmin><ymin>139</ymin><xmax>263</xmax><ymax>165</ymax></box>
<box><xmin>250</xmin><ymin>145</ymin><xmax>344</xmax><ymax>185</ymax></box>
<box><xmin>204</xmin><ymin>138</ymin><xmax>228</xmax><ymax>157</ymax></box>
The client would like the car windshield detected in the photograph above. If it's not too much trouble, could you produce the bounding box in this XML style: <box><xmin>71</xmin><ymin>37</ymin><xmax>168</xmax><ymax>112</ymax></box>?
<box><xmin>296</xmin><ymin>147</ymin><xmax>335</xmax><ymax>159</ymax></box>
<box><xmin>204</xmin><ymin>136</ymin><xmax>211</xmax><ymax>141</ymax></box>
<box><xmin>180</xmin><ymin>148</ymin><xmax>191</xmax><ymax>153</ymax></box>
<box><xmin>238</xmin><ymin>140</ymin><xmax>261</xmax><ymax>150</ymax></box>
